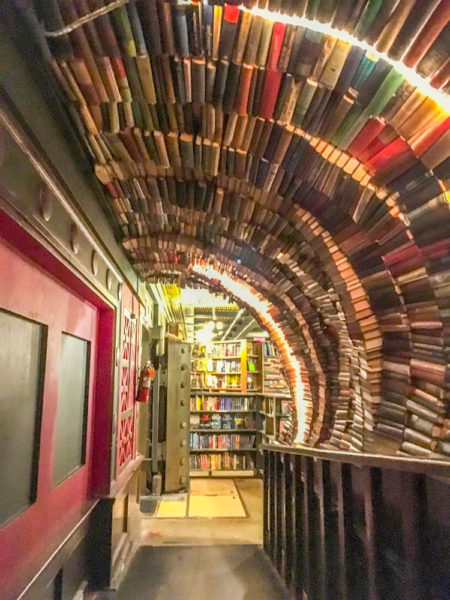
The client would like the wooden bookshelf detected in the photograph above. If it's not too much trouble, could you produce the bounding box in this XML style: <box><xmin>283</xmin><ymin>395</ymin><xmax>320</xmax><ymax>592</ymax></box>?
<box><xmin>262</xmin><ymin>341</ymin><xmax>291</xmax><ymax>396</ymax></box>
<box><xmin>258</xmin><ymin>396</ymin><xmax>293</xmax><ymax>445</ymax></box>
<box><xmin>190</xmin><ymin>469</ymin><xmax>255</xmax><ymax>478</ymax></box>
<box><xmin>189</xmin><ymin>389</ymin><xmax>259</xmax><ymax>476</ymax></box>
<box><xmin>191</xmin><ymin>339</ymin><xmax>263</xmax><ymax>393</ymax></box>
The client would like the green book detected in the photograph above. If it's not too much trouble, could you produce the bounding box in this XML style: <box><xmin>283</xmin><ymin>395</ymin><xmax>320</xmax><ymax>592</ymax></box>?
<box><xmin>306</xmin><ymin>0</ymin><xmax>322</xmax><ymax>20</ymax></box>
<box><xmin>354</xmin><ymin>0</ymin><xmax>384</xmax><ymax>40</ymax></box>
<box><xmin>330</xmin><ymin>103</ymin><xmax>364</xmax><ymax>146</ymax></box>
<box><xmin>111</xmin><ymin>6</ymin><xmax>137</xmax><ymax>57</ymax></box>
<box><xmin>336</xmin><ymin>69</ymin><xmax>405</xmax><ymax>149</ymax></box>
<box><xmin>292</xmin><ymin>79</ymin><xmax>318</xmax><ymax>127</ymax></box>
<box><xmin>363</xmin><ymin>69</ymin><xmax>405</xmax><ymax>118</ymax></box>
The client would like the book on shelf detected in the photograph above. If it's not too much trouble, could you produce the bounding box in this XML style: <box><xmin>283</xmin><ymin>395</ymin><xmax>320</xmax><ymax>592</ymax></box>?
<box><xmin>190</xmin><ymin>395</ymin><xmax>258</xmax><ymax>411</ymax></box>
<box><xmin>189</xmin><ymin>452</ymin><xmax>254</xmax><ymax>472</ymax></box>
<box><xmin>190</xmin><ymin>412</ymin><xmax>256</xmax><ymax>430</ymax></box>
<box><xmin>189</xmin><ymin>432</ymin><xmax>256</xmax><ymax>450</ymax></box>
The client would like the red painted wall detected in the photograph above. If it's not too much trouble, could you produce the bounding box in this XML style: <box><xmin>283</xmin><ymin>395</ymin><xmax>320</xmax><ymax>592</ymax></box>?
<box><xmin>0</xmin><ymin>232</ymin><xmax>113</xmax><ymax>600</ymax></box>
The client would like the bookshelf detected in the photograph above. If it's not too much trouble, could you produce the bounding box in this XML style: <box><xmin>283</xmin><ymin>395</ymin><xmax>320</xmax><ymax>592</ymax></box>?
<box><xmin>263</xmin><ymin>341</ymin><xmax>291</xmax><ymax>395</ymax></box>
<box><xmin>190</xmin><ymin>338</ymin><xmax>294</xmax><ymax>476</ymax></box>
<box><xmin>258</xmin><ymin>395</ymin><xmax>293</xmax><ymax>445</ymax></box>
<box><xmin>189</xmin><ymin>392</ymin><xmax>259</xmax><ymax>476</ymax></box>
<box><xmin>191</xmin><ymin>340</ymin><xmax>263</xmax><ymax>393</ymax></box>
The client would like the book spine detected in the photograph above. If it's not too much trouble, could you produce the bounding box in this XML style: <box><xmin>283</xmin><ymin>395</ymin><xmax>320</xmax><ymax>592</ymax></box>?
<box><xmin>259</xmin><ymin>70</ymin><xmax>283</xmax><ymax>120</ymax></box>
<box><xmin>212</xmin><ymin>5</ymin><xmax>223</xmax><ymax>62</ymax></box>
<box><xmin>219</xmin><ymin>5</ymin><xmax>240</xmax><ymax>61</ymax></box>
<box><xmin>174</xmin><ymin>5</ymin><xmax>190</xmax><ymax>58</ymax></box>
<box><xmin>387</xmin><ymin>0</ymin><xmax>441</xmax><ymax>61</ymax></box>
<box><xmin>236</xmin><ymin>63</ymin><xmax>254</xmax><ymax>116</ymax></box>
<box><xmin>376</xmin><ymin>0</ymin><xmax>416</xmax><ymax>55</ymax></box>
<box><xmin>159</xmin><ymin>0</ymin><xmax>176</xmax><ymax>55</ymax></box>
<box><xmin>404</xmin><ymin>1</ymin><xmax>450</xmax><ymax>68</ymax></box>
<box><xmin>256</xmin><ymin>19</ymin><xmax>274</xmax><ymax>67</ymax></box>
<box><xmin>233</xmin><ymin>11</ymin><xmax>253</xmax><ymax>65</ymax></box>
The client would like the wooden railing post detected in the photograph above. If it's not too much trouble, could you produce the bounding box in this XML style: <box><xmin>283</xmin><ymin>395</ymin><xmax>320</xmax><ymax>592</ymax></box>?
<box><xmin>262</xmin><ymin>445</ymin><xmax>449</xmax><ymax>600</ymax></box>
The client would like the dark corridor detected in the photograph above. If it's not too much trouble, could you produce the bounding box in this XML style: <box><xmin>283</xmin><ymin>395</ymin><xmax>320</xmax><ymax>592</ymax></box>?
<box><xmin>117</xmin><ymin>545</ymin><xmax>289</xmax><ymax>600</ymax></box>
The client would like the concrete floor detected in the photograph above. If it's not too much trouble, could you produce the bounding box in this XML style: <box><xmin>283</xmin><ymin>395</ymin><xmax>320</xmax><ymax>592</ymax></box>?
<box><xmin>117</xmin><ymin>545</ymin><xmax>290</xmax><ymax>600</ymax></box>
<box><xmin>114</xmin><ymin>479</ymin><xmax>292</xmax><ymax>600</ymax></box>
<box><xmin>141</xmin><ymin>478</ymin><xmax>263</xmax><ymax>546</ymax></box>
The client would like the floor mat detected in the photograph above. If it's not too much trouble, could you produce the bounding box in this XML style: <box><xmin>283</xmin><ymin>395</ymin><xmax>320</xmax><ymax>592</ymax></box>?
<box><xmin>190</xmin><ymin>478</ymin><xmax>237</xmax><ymax>496</ymax></box>
<box><xmin>188</xmin><ymin>493</ymin><xmax>246</xmax><ymax>518</ymax></box>
<box><xmin>188</xmin><ymin>480</ymin><xmax>246</xmax><ymax>518</ymax></box>
<box><xmin>155</xmin><ymin>479</ymin><xmax>246</xmax><ymax>519</ymax></box>
<box><xmin>156</xmin><ymin>494</ymin><xmax>188</xmax><ymax>518</ymax></box>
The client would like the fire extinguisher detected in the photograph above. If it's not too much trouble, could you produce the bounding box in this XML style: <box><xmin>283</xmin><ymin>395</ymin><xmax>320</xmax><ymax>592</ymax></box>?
<box><xmin>136</xmin><ymin>361</ymin><xmax>155</xmax><ymax>403</ymax></box>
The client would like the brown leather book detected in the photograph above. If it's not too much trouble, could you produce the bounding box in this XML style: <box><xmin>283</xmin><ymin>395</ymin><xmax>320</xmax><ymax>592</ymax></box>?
<box><xmin>235</xmin><ymin>64</ymin><xmax>254</xmax><ymax>115</ymax></box>
<box><xmin>376</xmin><ymin>0</ymin><xmax>416</xmax><ymax>54</ymax></box>
<box><xmin>158</xmin><ymin>0</ymin><xmax>176</xmax><ymax>55</ymax></box>
<box><xmin>403</xmin><ymin>1</ymin><xmax>450</xmax><ymax>67</ymax></box>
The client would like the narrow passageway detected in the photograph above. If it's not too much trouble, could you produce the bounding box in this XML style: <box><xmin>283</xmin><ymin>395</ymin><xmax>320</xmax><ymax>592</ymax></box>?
<box><xmin>116</xmin><ymin>477</ymin><xmax>289</xmax><ymax>599</ymax></box>
<box><xmin>117</xmin><ymin>545</ymin><xmax>289</xmax><ymax>600</ymax></box>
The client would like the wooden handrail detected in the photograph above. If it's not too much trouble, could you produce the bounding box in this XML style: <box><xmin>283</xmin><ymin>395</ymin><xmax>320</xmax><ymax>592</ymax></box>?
<box><xmin>260</xmin><ymin>443</ymin><xmax>450</xmax><ymax>478</ymax></box>
<box><xmin>262</xmin><ymin>444</ymin><xmax>450</xmax><ymax>600</ymax></box>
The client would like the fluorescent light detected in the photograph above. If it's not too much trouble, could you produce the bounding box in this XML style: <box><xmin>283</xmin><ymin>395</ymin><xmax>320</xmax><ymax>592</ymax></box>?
<box><xmin>196</xmin><ymin>321</ymin><xmax>215</xmax><ymax>345</ymax></box>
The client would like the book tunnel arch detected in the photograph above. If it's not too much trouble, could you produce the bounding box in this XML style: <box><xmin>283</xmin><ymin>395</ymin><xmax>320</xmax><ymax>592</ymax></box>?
<box><xmin>28</xmin><ymin>0</ymin><xmax>449</xmax><ymax>457</ymax></box>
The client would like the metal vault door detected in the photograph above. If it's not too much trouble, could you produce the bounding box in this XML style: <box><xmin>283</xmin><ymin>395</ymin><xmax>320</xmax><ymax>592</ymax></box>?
<box><xmin>164</xmin><ymin>337</ymin><xmax>190</xmax><ymax>493</ymax></box>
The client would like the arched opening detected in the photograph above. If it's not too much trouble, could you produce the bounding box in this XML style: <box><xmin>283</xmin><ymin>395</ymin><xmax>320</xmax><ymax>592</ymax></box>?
<box><xmin>0</xmin><ymin>0</ymin><xmax>448</xmax><ymax>597</ymax></box>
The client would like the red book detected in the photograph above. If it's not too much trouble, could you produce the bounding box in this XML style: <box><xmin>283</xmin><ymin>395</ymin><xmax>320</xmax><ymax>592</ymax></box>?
<box><xmin>358</xmin><ymin>125</ymin><xmax>397</xmax><ymax>163</ymax></box>
<box><xmin>371</xmin><ymin>149</ymin><xmax>417</xmax><ymax>186</ymax></box>
<box><xmin>421</xmin><ymin>238</ymin><xmax>450</xmax><ymax>260</ymax></box>
<box><xmin>224</xmin><ymin>4</ymin><xmax>240</xmax><ymax>21</ymax></box>
<box><xmin>219</xmin><ymin>5</ymin><xmax>240</xmax><ymax>60</ymax></box>
<box><xmin>106</xmin><ymin>182</ymin><xmax>117</xmax><ymax>197</ymax></box>
<box><xmin>365</xmin><ymin>137</ymin><xmax>411</xmax><ymax>174</ymax></box>
<box><xmin>347</xmin><ymin>118</ymin><xmax>386</xmax><ymax>158</ymax></box>
<box><xmin>259</xmin><ymin>69</ymin><xmax>283</xmax><ymax>120</ymax></box>
<box><xmin>267</xmin><ymin>22</ymin><xmax>287</xmax><ymax>71</ymax></box>
<box><xmin>384</xmin><ymin>241</ymin><xmax>420</xmax><ymax>266</ymax></box>
<box><xmin>412</xmin><ymin>116</ymin><xmax>450</xmax><ymax>156</ymax></box>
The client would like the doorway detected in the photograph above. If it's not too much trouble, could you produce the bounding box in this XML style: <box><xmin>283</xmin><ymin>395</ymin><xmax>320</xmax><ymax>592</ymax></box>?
<box><xmin>137</xmin><ymin>284</ymin><xmax>294</xmax><ymax>545</ymax></box>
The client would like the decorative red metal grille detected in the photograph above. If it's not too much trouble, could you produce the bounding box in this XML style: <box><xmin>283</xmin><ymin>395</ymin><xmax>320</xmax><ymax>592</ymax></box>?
<box><xmin>117</xmin><ymin>312</ymin><xmax>138</xmax><ymax>473</ymax></box>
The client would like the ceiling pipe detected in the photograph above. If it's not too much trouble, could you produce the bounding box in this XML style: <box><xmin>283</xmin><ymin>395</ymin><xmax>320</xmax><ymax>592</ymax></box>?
<box><xmin>220</xmin><ymin>308</ymin><xmax>244</xmax><ymax>342</ymax></box>
<box><xmin>232</xmin><ymin>317</ymin><xmax>257</xmax><ymax>341</ymax></box>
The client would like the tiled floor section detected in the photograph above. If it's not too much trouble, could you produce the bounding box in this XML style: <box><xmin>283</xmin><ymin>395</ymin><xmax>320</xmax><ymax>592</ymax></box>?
<box><xmin>142</xmin><ymin>478</ymin><xmax>263</xmax><ymax>546</ymax></box>
<box><xmin>117</xmin><ymin>545</ymin><xmax>290</xmax><ymax>600</ymax></box>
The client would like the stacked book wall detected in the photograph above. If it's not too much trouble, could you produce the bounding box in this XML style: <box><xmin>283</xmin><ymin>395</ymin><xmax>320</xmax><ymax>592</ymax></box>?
<box><xmin>27</xmin><ymin>0</ymin><xmax>449</xmax><ymax>456</ymax></box>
